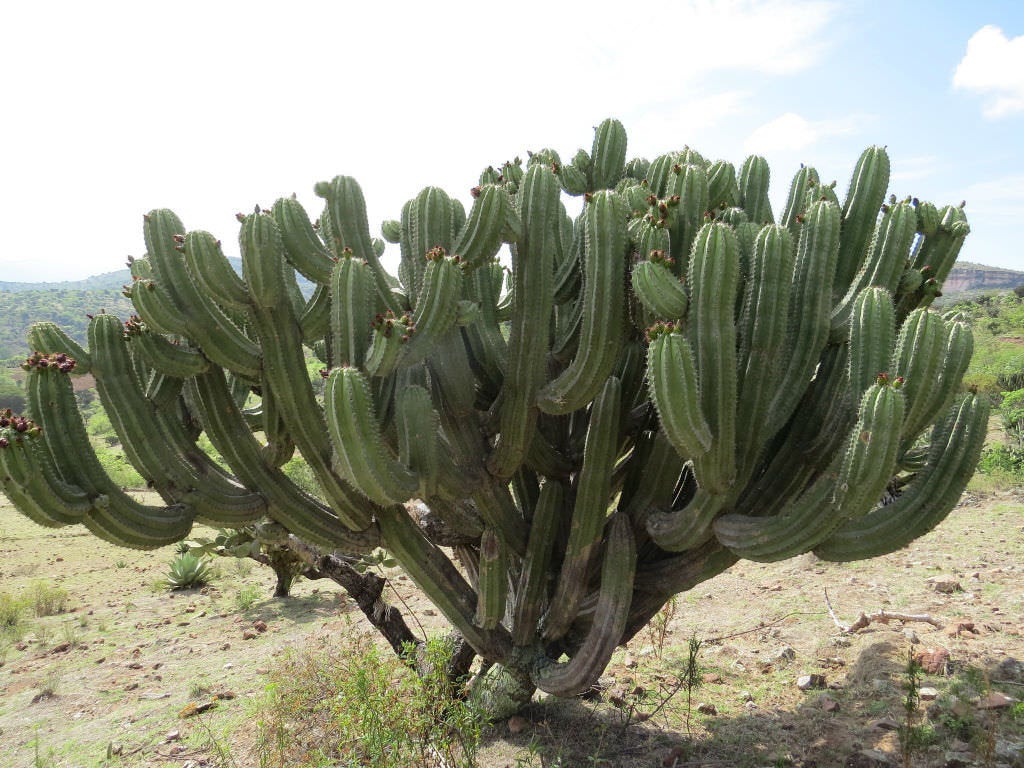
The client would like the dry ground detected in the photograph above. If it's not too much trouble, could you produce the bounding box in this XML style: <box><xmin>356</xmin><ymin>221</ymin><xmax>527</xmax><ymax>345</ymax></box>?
<box><xmin>0</xmin><ymin>488</ymin><xmax>1022</xmax><ymax>768</ymax></box>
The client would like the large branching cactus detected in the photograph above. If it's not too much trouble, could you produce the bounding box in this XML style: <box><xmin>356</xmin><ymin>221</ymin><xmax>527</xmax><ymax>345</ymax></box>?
<box><xmin>2</xmin><ymin>120</ymin><xmax>985</xmax><ymax>716</ymax></box>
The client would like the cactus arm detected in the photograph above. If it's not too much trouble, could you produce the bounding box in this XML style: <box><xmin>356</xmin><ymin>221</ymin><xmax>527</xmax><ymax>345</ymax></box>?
<box><xmin>487</xmin><ymin>164</ymin><xmax>559</xmax><ymax>477</ymax></box>
<box><xmin>620</xmin><ymin>429</ymin><xmax>687</xmax><ymax>528</ymax></box>
<box><xmin>314</xmin><ymin>176</ymin><xmax>397</xmax><ymax>308</ymax></box>
<box><xmin>738</xmin><ymin>155</ymin><xmax>773</xmax><ymax>224</ymax></box>
<box><xmin>588</xmin><ymin>118</ymin><xmax>627</xmax><ymax>191</ymax></box>
<box><xmin>735</xmin><ymin>224</ymin><xmax>795</xmax><ymax>474</ymax></box>
<box><xmin>377</xmin><ymin>504</ymin><xmax>513</xmax><ymax>661</ymax></box>
<box><xmin>533</xmin><ymin>512</ymin><xmax>636</xmax><ymax>697</ymax></box>
<box><xmin>631</xmin><ymin>256</ymin><xmax>689</xmax><ymax>321</ymax></box>
<box><xmin>646</xmin><ymin>325</ymin><xmax>711</xmax><ymax>459</ymax></box>
<box><xmin>543</xmin><ymin>376</ymin><xmax>622</xmax><ymax>641</ymax></box>
<box><xmin>182</xmin><ymin>230</ymin><xmax>250</xmax><ymax>311</ymax></box>
<box><xmin>474</xmin><ymin>529</ymin><xmax>508</xmax><ymax>630</ymax></box>
<box><xmin>27</xmin><ymin>322</ymin><xmax>92</xmax><ymax>373</ymax></box>
<box><xmin>299</xmin><ymin>283</ymin><xmax>331</xmax><ymax>343</ymax></box>
<box><xmin>764</xmin><ymin>200</ymin><xmax>841</xmax><ymax>437</ymax></box>
<box><xmin>713</xmin><ymin>381</ymin><xmax>905</xmax><ymax>561</ymax></box>
<box><xmin>186</xmin><ymin>369</ymin><xmax>379</xmax><ymax>551</ymax></box>
<box><xmin>144</xmin><ymin>210</ymin><xmax>262</xmax><ymax>380</ymax></box>
<box><xmin>401</xmin><ymin>250</ymin><xmax>463</xmax><ymax>364</ymax></box>
<box><xmin>830</xmin><ymin>200</ymin><xmax>917</xmax><ymax>339</ymax></box>
<box><xmin>707</xmin><ymin>160</ymin><xmax>740</xmax><ymax>211</ymax></box>
<box><xmin>25</xmin><ymin>359</ymin><xmax>194</xmax><ymax>548</ymax></box>
<box><xmin>815</xmin><ymin>392</ymin><xmax>988</xmax><ymax>561</ymax></box>
<box><xmin>395</xmin><ymin>384</ymin><xmax>443</xmax><ymax>499</ymax></box>
<box><xmin>536</xmin><ymin>190</ymin><xmax>628</xmax><ymax>415</ymax></box>
<box><xmin>890</xmin><ymin>308</ymin><xmax>948</xmax><ymax>442</ymax></box>
<box><xmin>846</xmin><ymin>287</ymin><xmax>896</xmax><ymax>397</ymax></box>
<box><xmin>324</xmin><ymin>366</ymin><xmax>418</xmax><ymax>506</ymax></box>
<box><xmin>511</xmin><ymin>480</ymin><xmax>564</xmax><ymax>646</ymax></box>
<box><xmin>330</xmin><ymin>254</ymin><xmax>375</xmax><ymax>367</ymax></box>
<box><xmin>453</xmin><ymin>184</ymin><xmax>513</xmax><ymax>270</ymax></box>
<box><xmin>90</xmin><ymin>315</ymin><xmax>267</xmax><ymax>525</ymax></box>
<box><xmin>126</xmin><ymin>321</ymin><xmax>210</xmax><ymax>378</ymax></box>
<box><xmin>0</xmin><ymin>421</ymin><xmax>92</xmax><ymax>526</ymax></box>
<box><xmin>687</xmin><ymin>222</ymin><xmax>740</xmax><ymax>495</ymax></box>
<box><xmin>835</xmin><ymin>146</ymin><xmax>890</xmax><ymax>299</ymax></box>
<box><xmin>780</xmin><ymin>165</ymin><xmax>820</xmax><ymax>234</ymax></box>
<box><xmin>666</xmin><ymin>163</ymin><xmax>710</xmax><ymax>272</ymax></box>
<box><xmin>462</xmin><ymin>262</ymin><xmax>508</xmax><ymax>394</ymax></box>
<box><xmin>271</xmin><ymin>195</ymin><xmax>336</xmax><ymax>284</ymax></box>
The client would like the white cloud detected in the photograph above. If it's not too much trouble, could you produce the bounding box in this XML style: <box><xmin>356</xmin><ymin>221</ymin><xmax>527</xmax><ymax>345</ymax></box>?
<box><xmin>890</xmin><ymin>155</ymin><xmax>939</xmax><ymax>184</ymax></box>
<box><xmin>953</xmin><ymin>25</ymin><xmax>1024</xmax><ymax>118</ymax></box>
<box><xmin>960</xmin><ymin>175</ymin><xmax>1024</xmax><ymax>217</ymax></box>
<box><xmin>743</xmin><ymin>112</ymin><xmax>863</xmax><ymax>154</ymax></box>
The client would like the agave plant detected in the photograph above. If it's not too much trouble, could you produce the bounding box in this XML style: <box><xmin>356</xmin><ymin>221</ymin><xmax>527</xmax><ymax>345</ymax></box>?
<box><xmin>166</xmin><ymin>553</ymin><xmax>215</xmax><ymax>590</ymax></box>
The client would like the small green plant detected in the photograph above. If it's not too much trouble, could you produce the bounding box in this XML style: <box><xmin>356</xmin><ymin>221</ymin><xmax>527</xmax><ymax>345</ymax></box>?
<box><xmin>34</xmin><ymin>667</ymin><xmax>63</xmax><ymax>701</ymax></box>
<box><xmin>166</xmin><ymin>553</ymin><xmax>215</xmax><ymax>590</ymax></box>
<box><xmin>897</xmin><ymin>648</ymin><xmax>935</xmax><ymax>767</ymax></box>
<box><xmin>114</xmin><ymin>560</ymin><xmax>128</xmax><ymax>569</ymax></box>
<box><xmin>645</xmin><ymin>595</ymin><xmax>677</xmax><ymax>659</ymax></box>
<box><xmin>25</xmin><ymin>580</ymin><xmax>69</xmax><ymax>617</ymax></box>
<box><xmin>254</xmin><ymin>633</ymin><xmax>483</xmax><ymax>767</ymax></box>
<box><xmin>681</xmin><ymin>633</ymin><xmax>703</xmax><ymax>736</ymax></box>
<box><xmin>234</xmin><ymin>584</ymin><xmax>261</xmax><ymax>611</ymax></box>
<box><xmin>0</xmin><ymin>591</ymin><xmax>26</xmax><ymax>641</ymax></box>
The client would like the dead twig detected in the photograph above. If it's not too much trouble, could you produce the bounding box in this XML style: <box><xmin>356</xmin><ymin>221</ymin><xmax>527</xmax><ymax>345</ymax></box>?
<box><xmin>824</xmin><ymin>588</ymin><xmax>944</xmax><ymax>633</ymax></box>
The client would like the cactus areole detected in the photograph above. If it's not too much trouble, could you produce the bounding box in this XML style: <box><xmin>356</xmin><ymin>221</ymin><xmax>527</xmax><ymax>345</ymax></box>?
<box><xmin>4</xmin><ymin>120</ymin><xmax>985</xmax><ymax>717</ymax></box>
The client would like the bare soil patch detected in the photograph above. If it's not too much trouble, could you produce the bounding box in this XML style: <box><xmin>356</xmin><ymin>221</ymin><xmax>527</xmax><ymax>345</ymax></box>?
<box><xmin>1</xmin><ymin>490</ymin><xmax>1022</xmax><ymax>767</ymax></box>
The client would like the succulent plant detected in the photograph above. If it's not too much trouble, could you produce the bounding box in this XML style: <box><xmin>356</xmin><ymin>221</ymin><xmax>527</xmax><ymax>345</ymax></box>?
<box><xmin>166</xmin><ymin>553</ymin><xmax>215</xmax><ymax>591</ymax></box>
<box><xmin>1</xmin><ymin>120</ymin><xmax>985</xmax><ymax>717</ymax></box>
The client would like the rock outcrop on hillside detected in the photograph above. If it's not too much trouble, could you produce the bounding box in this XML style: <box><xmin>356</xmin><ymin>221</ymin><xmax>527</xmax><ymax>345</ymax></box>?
<box><xmin>944</xmin><ymin>262</ymin><xmax>1024</xmax><ymax>295</ymax></box>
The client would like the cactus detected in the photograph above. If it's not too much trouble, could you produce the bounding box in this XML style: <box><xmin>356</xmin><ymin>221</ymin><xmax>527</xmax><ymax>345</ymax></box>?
<box><xmin>2</xmin><ymin>120</ymin><xmax>985</xmax><ymax>717</ymax></box>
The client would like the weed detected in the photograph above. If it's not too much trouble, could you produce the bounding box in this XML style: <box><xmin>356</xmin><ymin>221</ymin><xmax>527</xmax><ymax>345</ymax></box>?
<box><xmin>253</xmin><ymin>633</ymin><xmax>483</xmax><ymax>767</ymax></box>
<box><xmin>0</xmin><ymin>591</ymin><xmax>26</xmax><ymax>641</ymax></box>
<box><xmin>25</xmin><ymin>581</ymin><xmax>69</xmax><ymax>617</ymax></box>
<box><xmin>59</xmin><ymin>620</ymin><xmax>82</xmax><ymax>649</ymax></box>
<box><xmin>645</xmin><ymin>595</ymin><xmax>677</xmax><ymax>660</ymax></box>
<box><xmin>234</xmin><ymin>584</ymin><xmax>261</xmax><ymax>612</ymax></box>
<box><xmin>897</xmin><ymin>647</ymin><xmax>935</xmax><ymax>767</ymax></box>
<box><xmin>189</xmin><ymin>677</ymin><xmax>212</xmax><ymax>699</ymax></box>
<box><xmin>114</xmin><ymin>560</ymin><xmax>128</xmax><ymax>569</ymax></box>
<box><xmin>34</xmin><ymin>668</ymin><xmax>63</xmax><ymax>701</ymax></box>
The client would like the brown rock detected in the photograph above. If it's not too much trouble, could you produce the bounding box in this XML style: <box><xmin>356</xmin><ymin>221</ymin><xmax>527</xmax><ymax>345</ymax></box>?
<box><xmin>797</xmin><ymin>673</ymin><xmax>827</xmax><ymax>690</ymax></box>
<box><xmin>845</xmin><ymin>748</ymin><xmax>895</xmax><ymax>767</ymax></box>
<box><xmin>49</xmin><ymin>641</ymin><xmax>71</xmax><ymax>654</ymax></box>
<box><xmin>820</xmin><ymin>695</ymin><xmax>840</xmax><ymax>713</ymax></box>
<box><xmin>696</xmin><ymin>702</ymin><xmax>717</xmax><ymax>715</ymax></box>
<box><xmin>976</xmin><ymin>692</ymin><xmax>1016</xmax><ymax>710</ymax></box>
<box><xmin>242</xmin><ymin>629</ymin><xmax>258</xmax><ymax>640</ymax></box>
<box><xmin>914</xmin><ymin>647</ymin><xmax>950</xmax><ymax>675</ymax></box>
<box><xmin>507</xmin><ymin>715</ymin><xmax>529</xmax><ymax>735</ymax></box>
<box><xmin>253</xmin><ymin>620</ymin><xmax>268</xmax><ymax>633</ymax></box>
<box><xmin>701</xmin><ymin>673</ymin><xmax>723</xmax><ymax>684</ymax></box>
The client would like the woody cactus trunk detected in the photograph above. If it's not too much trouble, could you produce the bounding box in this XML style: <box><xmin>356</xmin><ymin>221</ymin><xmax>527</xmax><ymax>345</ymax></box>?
<box><xmin>2</xmin><ymin>119</ymin><xmax>985</xmax><ymax>717</ymax></box>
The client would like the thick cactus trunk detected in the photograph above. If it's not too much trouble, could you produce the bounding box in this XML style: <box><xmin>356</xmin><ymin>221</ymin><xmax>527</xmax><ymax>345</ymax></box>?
<box><xmin>2</xmin><ymin>120</ymin><xmax>986</xmax><ymax>717</ymax></box>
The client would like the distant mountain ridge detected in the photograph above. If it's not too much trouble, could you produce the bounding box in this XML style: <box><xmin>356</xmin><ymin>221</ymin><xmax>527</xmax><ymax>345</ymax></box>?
<box><xmin>2</xmin><ymin>259</ymin><xmax>1018</xmax><ymax>295</ymax></box>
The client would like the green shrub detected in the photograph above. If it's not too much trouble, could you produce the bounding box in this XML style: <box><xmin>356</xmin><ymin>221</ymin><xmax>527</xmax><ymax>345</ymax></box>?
<box><xmin>255</xmin><ymin>633</ymin><xmax>483</xmax><ymax>768</ymax></box>
<box><xmin>975</xmin><ymin>444</ymin><xmax>1024</xmax><ymax>480</ymax></box>
<box><xmin>25</xmin><ymin>580</ymin><xmax>69</xmax><ymax>617</ymax></box>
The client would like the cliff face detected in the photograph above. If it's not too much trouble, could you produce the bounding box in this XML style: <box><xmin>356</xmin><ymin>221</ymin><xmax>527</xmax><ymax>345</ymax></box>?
<box><xmin>944</xmin><ymin>263</ymin><xmax>1024</xmax><ymax>295</ymax></box>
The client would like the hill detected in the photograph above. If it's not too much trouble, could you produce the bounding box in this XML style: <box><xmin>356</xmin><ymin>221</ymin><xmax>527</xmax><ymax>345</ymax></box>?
<box><xmin>0</xmin><ymin>259</ymin><xmax>1018</xmax><ymax>362</ymax></box>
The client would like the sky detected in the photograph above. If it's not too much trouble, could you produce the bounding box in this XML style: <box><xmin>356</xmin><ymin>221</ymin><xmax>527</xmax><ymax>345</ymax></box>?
<box><xmin>1</xmin><ymin>0</ymin><xmax>1022</xmax><ymax>283</ymax></box>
